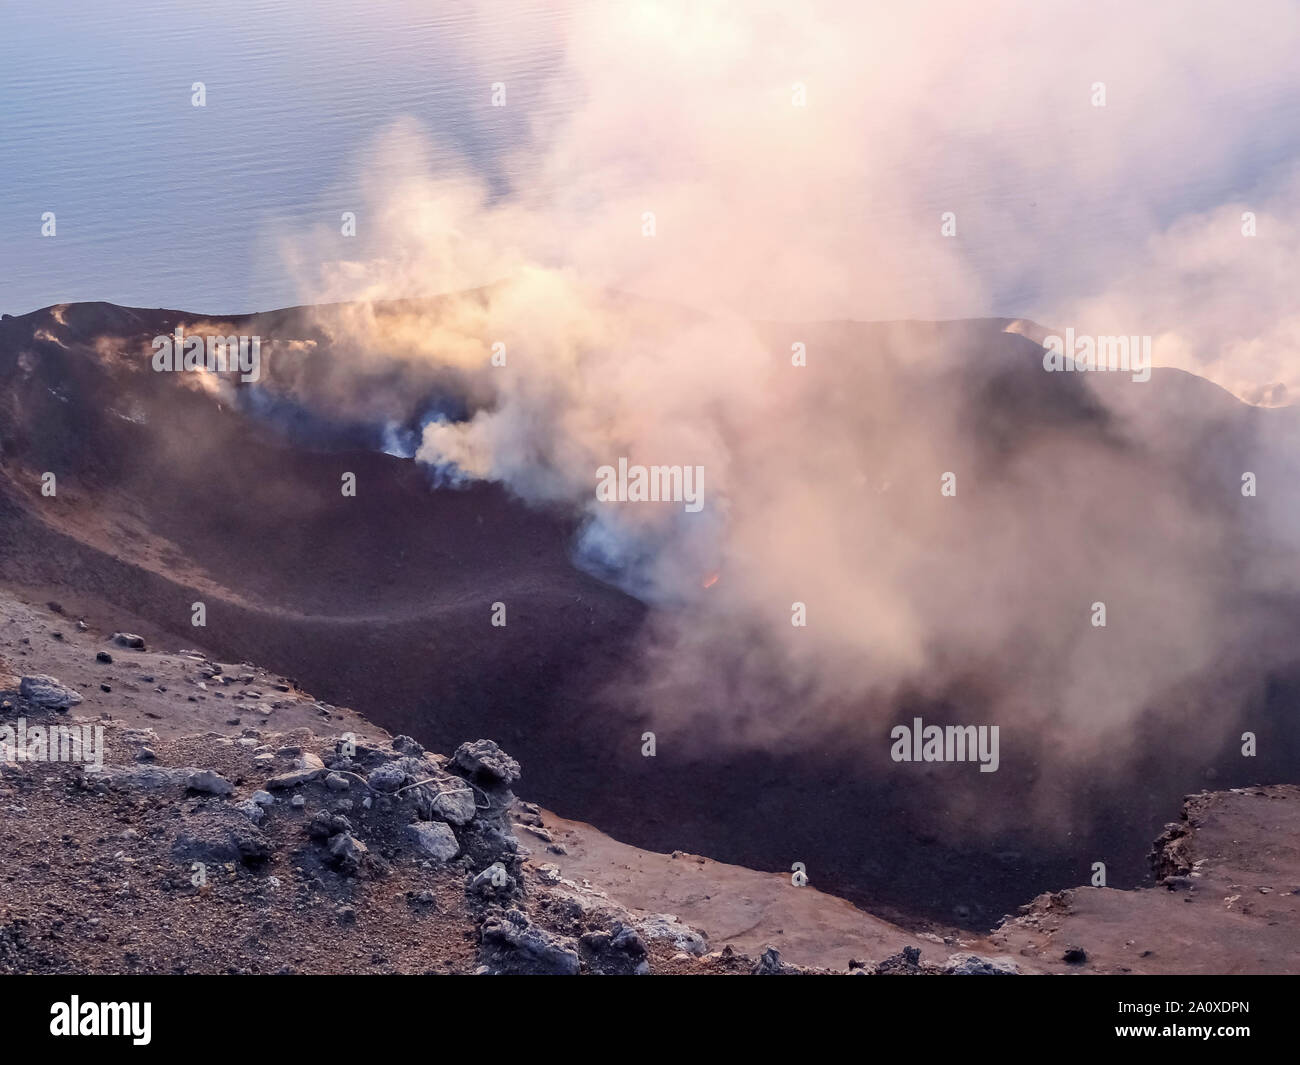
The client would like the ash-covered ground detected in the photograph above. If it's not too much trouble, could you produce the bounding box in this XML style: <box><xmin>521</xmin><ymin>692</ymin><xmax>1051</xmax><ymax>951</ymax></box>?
<box><xmin>3</xmin><ymin>594</ymin><xmax>1297</xmax><ymax>974</ymax></box>
<box><xmin>1</xmin><ymin>300</ymin><xmax>1298</xmax><ymax>970</ymax></box>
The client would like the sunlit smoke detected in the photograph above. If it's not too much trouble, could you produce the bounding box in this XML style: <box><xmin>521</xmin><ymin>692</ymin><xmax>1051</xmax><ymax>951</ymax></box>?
<box><xmin>265</xmin><ymin>0</ymin><xmax>1300</xmax><ymax>835</ymax></box>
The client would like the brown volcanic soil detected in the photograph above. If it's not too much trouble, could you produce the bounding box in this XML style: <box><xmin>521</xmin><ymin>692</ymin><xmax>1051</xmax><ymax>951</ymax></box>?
<box><xmin>992</xmin><ymin>785</ymin><xmax>1300</xmax><ymax>974</ymax></box>
<box><xmin>3</xmin><ymin>592</ymin><xmax>1295</xmax><ymax>974</ymax></box>
<box><xmin>2</xmin><ymin>299</ymin><xmax>1299</xmax><ymax>933</ymax></box>
<box><xmin>0</xmin><ymin>592</ymin><xmax>969</xmax><ymax>974</ymax></box>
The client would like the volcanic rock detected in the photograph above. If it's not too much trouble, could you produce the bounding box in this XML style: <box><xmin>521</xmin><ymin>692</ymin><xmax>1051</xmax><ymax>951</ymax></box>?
<box><xmin>944</xmin><ymin>953</ymin><xmax>1020</xmax><ymax>975</ymax></box>
<box><xmin>326</xmin><ymin>832</ymin><xmax>368</xmax><ymax>876</ymax></box>
<box><xmin>480</xmin><ymin>909</ymin><xmax>579</xmax><ymax>975</ymax></box>
<box><xmin>451</xmin><ymin>739</ymin><xmax>520</xmax><ymax>790</ymax></box>
<box><xmin>404</xmin><ymin>821</ymin><xmax>460</xmax><ymax>862</ymax></box>
<box><xmin>185</xmin><ymin>770</ymin><xmax>234</xmax><ymax>796</ymax></box>
<box><xmin>19</xmin><ymin>674</ymin><xmax>83</xmax><ymax>710</ymax></box>
<box><xmin>266</xmin><ymin>752</ymin><xmax>325</xmax><ymax>789</ymax></box>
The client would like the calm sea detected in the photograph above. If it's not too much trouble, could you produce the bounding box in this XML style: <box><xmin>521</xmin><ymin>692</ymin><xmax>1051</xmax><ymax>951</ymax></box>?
<box><xmin>4</xmin><ymin>1</ymin><xmax>1298</xmax><ymax>322</ymax></box>
<box><xmin>0</xmin><ymin>0</ymin><xmax>573</xmax><ymax>315</ymax></box>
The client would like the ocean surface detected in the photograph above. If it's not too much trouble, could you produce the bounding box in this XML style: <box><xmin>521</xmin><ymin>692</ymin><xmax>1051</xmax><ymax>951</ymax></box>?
<box><xmin>4</xmin><ymin>1</ymin><xmax>1298</xmax><ymax>321</ymax></box>
<box><xmin>0</xmin><ymin>0</ymin><xmax>574</xmax><ymax>315</ymax></box>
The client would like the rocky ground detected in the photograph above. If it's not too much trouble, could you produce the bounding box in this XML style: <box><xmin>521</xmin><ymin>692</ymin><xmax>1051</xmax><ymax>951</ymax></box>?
<box><xmin>0</xmin><ymin>591</ymin><xmax>990</xmax><ymax>974</ymax></box>
<box><xmin>2</xmin><ymin>590</ymin><xmax>1297</xmax><ymax>974</ymax></box>
<box><xmin>989</xmin><ymin>784</ymin><xmax>1300</xmax><ymax>975</ymax></box>
<box><xmin>9</xmin><ymin>300</ymin><xmax>1299</xmax><ymax>933</ymax></box>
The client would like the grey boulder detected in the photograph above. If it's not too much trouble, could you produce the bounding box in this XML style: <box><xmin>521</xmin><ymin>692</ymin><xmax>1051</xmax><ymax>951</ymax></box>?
<box><xmin>20</xmin><ymin>675</ymin><xmax>83</xmax><ymax>710</ymax></box>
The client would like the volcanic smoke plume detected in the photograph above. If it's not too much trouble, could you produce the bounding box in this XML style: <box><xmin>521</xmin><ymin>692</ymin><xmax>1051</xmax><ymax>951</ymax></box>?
<box><xmin>227</xmin><ymin>0</ymin><xmax>1300</xmax><ymax>848</ymax></box>
<box><xmin>9</xmin><ymin>0</ymin><xmax>1300</xmax><ymax>986</ymax></box>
